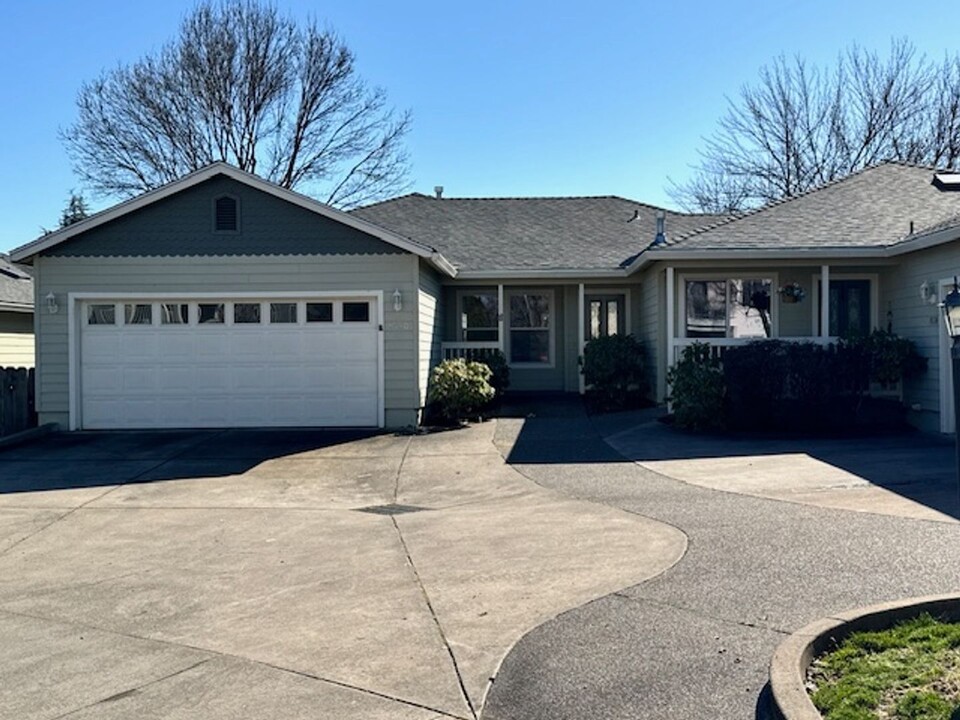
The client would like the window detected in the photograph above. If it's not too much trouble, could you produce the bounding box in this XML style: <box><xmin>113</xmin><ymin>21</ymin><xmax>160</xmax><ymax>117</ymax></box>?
<box><xmin>306</xmin><ymin>302</ymin><xmax>333</xmax><ymax>322</ymax></box>
<box><xmin>214</xmin><ymin>196</ymin><xmax>239</xmax><ymax>232</ymax></box>
<box><xmin>343</xmin><ymin>302</ymin><xmax>370</xmax><ymax>323</ymax></box>
<box><xmin>88</xmin><ymin>304</ymin><xmax>115</xmax><ymax>325</ymax></box>
<box><xmin>586</xmin><ymin>294</ymin><xmax>625</xmax><ymax>340</ymax></box>
<box><xmin>270</xmin><ymin>302</ymin><xmax>297</xmax><ymax>323</ymax></box>
<box><xmin>198</xmin><ymin>303</ymin><xmax>225</xmax><ymax>324</ymax></box>
<box><xmin>684</xmin><ymin>278</ymin><xmax>772</xmax><ymax>338</ymax></box>
<box><xmin>161</xmin><ymin>303</ymin><xmax>189</xmax><ymax>325</ymax></box>
<box><xmin>509</xmin><ymin>291</ymin><xmax>552</xmax><ymax>364</ymax></box>
<box><xmin>234</xmin><ymin>303</ymin><xmax>261</xmax><ymax>324</ymax></box>
<box><xmin>820</xmin><ymin>279</ymin><xmax>872</xmax><ymax>337</ymax></box>
<box><xmin>124</xmin><ymin>303</ymin><xmax>152</xmax><ymax>325</ymax></box>
<box><xmin>459</xmin><ymin>291</ymin><xmax>498</xmax><ymax>341</ymax></box>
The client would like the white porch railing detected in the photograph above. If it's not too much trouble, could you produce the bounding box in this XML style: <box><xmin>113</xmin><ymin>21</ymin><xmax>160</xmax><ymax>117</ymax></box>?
<box><xmin>441</xmin><ymin>341</ymin><xmax>501</xmax><ymax>362</ymax></box>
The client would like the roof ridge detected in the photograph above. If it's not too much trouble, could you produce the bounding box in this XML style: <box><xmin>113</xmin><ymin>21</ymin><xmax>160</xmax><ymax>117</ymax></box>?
<box><xmin>667</xmin><ymin>161</ymin><xmax>936</xmax><ymax>245</ymax></box>
<box><xmin>351</xmin><ymin>192</ymin><xmax>428</xmax><ymax>211</ymax></box>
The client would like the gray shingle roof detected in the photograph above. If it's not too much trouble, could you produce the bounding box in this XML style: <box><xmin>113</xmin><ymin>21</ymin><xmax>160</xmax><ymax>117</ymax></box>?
<box><xmin>667</xmin><ymin>163</ymin><xmax>960</xmax><ymax>251</ymax></box>
<box><xmin>0</xmin><ymin>256</ymin><xmax>32</xmax><ymax>309</ymax></box>
<box><xmin>352</xmin><ymin>195</ymin><xmax>725</xmax><ymax>271</ymax></box>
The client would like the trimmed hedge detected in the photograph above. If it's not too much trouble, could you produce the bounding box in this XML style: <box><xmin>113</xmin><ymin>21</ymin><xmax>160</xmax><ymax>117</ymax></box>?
<box><xmin>582</xmin><ymin>334</ymin><xmax>649</xmax><ymax>412</ymax></box>
<box><xmin>669</xmin><ymin>332</ymin><xmax>926</xmax><ymax>434</ymax></box>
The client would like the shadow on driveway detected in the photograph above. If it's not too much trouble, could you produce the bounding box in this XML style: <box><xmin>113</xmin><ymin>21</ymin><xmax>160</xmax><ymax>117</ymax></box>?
<box><xmin>500</xmin><ymin>395</ymin><xmax>960</xmax><ymax>521</ymax></box>
<box><xmin>0</xmin><ymin>428</ymin><xmax>387</xmax><ymax>495</ymax></box>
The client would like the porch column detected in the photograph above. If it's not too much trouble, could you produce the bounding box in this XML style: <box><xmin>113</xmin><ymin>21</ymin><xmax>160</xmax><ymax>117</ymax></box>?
<box><xmin>820</xmin><ymin>265</ymin><xmax>830</xmax><ymax>339</ymax></box>
<box><xmin>666</xmin><ymin>266</ymin><xmax>675</xmax><ymax>364</ymax></box>
<box><xmin>497</xmin><ymin>284</ymin><xmax>505</xmax><ymax>353</ymax></box>
<box><xmin>578</xmin><ymin>283</ymin><xmax>585</xmax><ymax>394</ymax></box>
<box><xmin>666</xmin><ymin>266</ymin><xmax>675</xmax><ymax>409</ymax></box>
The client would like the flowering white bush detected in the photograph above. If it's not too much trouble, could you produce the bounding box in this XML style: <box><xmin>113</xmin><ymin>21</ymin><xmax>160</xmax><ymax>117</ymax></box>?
<box><xmin>427</xmin><ymin>359</ymin><xmax>495</xmax><ymax>423</ymax></box>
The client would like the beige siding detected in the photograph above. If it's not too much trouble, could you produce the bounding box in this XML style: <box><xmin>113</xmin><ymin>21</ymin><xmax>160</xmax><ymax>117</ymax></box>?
<box><xmin>0</xmin><ymin>333</ymin><xmax>34</xmax><ymax>368</ymax></box>
<box><xmin>417</xmin><ymin>262</ymin><xmax>443</xmax><ymax>414</ymax></box>
<box><xmin>886</xmin><ymin>242</ymin><xmax>960</xmax><ymax>432</ymax></box>
<box><xmin>34</xmin><ymin>254</ymin><xmax>421</xmax><ymax>428</ymax></box>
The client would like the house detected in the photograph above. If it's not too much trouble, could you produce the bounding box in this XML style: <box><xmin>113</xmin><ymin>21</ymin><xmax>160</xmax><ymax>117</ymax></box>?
<box><xmin>9</xmin><ymin>161</ymin><xmax>960</xmax><ymax>433</ymax></box>
<box><xmin>0</xmin><ymin>256</ymin><xmax>34</xmax><ymax>368</ymax></box>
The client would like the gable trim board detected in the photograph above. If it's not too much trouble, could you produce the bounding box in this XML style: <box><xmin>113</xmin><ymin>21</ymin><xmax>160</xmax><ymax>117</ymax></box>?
<box><xmin>67</xmin><ymin>290</ymin><xmax>386</xmax><ymax>430</ymax></box>
<box><xmin>9</xmin><ymin>163</ymin><xmax>457</xmax><ymax>277</ymax></box>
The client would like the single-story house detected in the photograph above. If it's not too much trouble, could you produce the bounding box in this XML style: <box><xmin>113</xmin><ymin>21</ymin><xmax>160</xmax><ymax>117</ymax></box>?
<box><xmin>0</xmin><ymin>256</ymin><xmax>34</xmax><ymax>368</ymax></box>
<box><xmin>9</xmin><ymin>161</ymin><xmax>960</xmax><ymax>433</ymax></box>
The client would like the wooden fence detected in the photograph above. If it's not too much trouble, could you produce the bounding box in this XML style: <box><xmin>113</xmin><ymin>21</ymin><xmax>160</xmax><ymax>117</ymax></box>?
<box><xmin>0</xmin><ymin>367</ymin><xmax>36</xmax><ymax>438</ymax></box>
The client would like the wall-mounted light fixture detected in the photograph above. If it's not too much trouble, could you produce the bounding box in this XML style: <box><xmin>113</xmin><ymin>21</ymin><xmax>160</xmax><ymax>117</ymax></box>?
<box><xmin>392</xmin><ymin>289</ymin><xmax>403</xmax><ymax>312</ymax></box>
<box><xmin>45</xmin><ymin>291</ymin><xmax>58</xmax><ymax>315</ymax></box>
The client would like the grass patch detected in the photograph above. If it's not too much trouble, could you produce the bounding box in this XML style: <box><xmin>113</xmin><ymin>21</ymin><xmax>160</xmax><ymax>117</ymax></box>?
<box><xmin>809</xmin><ymin>614</ymin><xmax>960</xmax><ymax>719</ymax></box>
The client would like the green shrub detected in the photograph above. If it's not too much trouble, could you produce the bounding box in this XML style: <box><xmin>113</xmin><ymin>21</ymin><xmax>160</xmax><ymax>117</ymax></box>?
<box><xmin>480</xmin><ymin>350</ymin><xmax>510</xmax><ymax>399</ymax></box>
<box><xmin>581</xmin><ymin>334</ymin><xmax>649</xmax><ymax>412</ymax></box>
<box><xmin>666</xmin><ymin>343</ymin><xmax>725</xmax><ymax>431</ymax></box>
<box><xmin>426</xmin><ymin>358</ymin><xmax>495</xmax><ymax>424</ymax></box>
<box><xmin>840</xmin><ymin>330</ymin><xmax>928</xmax><ymax>388</ymax></box>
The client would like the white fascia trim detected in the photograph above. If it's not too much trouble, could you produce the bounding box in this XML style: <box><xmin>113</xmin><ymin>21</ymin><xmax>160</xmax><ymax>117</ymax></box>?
<box><xmin>69</xmin><ymin>290</ymin><xmax>385</xmax><ymax>300</ymax></box>
<box><xmin>455</xmin><ymin>268</ymin><xmax>629</xmax><ymax>280</ymax></box>
<box><xmin>626</xmin><ymin>246</ymin><xmax>892</xmax><ymax>273</ymax></box>
<box><xmin>0</xmin><ymin>302</ymin><xmax>33</xmax><ymax>313</ymax></box>
<box><xmin>10</xmin><ymin>162</ymin><xmax>457</xmax><ymax>277</ymax></box>
<box><xmin>886</xmin><ymin>225</ymin><xmax>960</xmax><ymax>256</ymax></box>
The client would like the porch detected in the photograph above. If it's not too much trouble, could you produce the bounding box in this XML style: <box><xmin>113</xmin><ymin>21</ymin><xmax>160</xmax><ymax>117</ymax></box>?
<box><xmin>438</xmin><ymin>282</ymin><xmax>639</xmax><ymax>394</ymax></box>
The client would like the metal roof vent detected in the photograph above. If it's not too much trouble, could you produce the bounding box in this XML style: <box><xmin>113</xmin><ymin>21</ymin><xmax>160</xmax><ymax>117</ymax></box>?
<box><xmin>652</xmin><ymin>210</ymin><xmax>667</xmax><ymax>246</ymax></box>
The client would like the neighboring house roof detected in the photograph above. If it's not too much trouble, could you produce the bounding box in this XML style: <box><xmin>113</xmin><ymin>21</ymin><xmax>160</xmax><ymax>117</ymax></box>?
<box><xmin>663</xmin><ymin>163</ymin><xmax>960</xmax><ymax>252</ymax></box>
<box><xmin>0</xmin><ymin>256</ymin><xmax>33</xmax><ymax>312</ymax></box>
<box><xmin>352</xmin><ymin>194</ymin><xmax>725</xmax><ymax>274</ymax></box>
<box><xmin>9</xmin><ymin>162</ymin><xmax>457</xmax><ymax>277</ymax></box>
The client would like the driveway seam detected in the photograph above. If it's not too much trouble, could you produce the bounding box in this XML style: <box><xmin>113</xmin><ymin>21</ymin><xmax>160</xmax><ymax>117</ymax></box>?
<box><xmin>0</xmin><ymin>606</ymin><xmax>469</xmax><ymax>720</ymax></box>
<box><xmin>609</xmin><ymin>591</ymin><xmax>793</xmax><ymax>636</ymax></box>
<box><xmin>390</xmin><ymin>514</ymin><xmax>478</xmax><ymax>720</ymax></box>
<box><xmin>393</xmin><ymin>434</ymin><xmax>415</xmax><ymax>502</ymax></box>
<box><xmin>51</xmin><ymin>658</ymin><xmax>213</xmax><ymax>719</ymax></box>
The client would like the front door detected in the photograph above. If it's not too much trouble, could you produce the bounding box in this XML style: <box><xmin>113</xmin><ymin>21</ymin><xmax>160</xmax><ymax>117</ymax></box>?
<box><xmin>585</xmin><ymin>294</ymin><xmax>626</xmax><ymax>340</ymax></box>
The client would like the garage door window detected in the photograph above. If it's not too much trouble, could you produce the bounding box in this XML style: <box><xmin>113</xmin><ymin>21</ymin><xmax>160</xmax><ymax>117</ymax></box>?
<box><xmin>306</xmin><ymin>302</ymin><xmax>333</xmax><ymax>323</ymax></box>
<box><xmin>234</xmin><ymin>303</ymin><xmax>261</xmax><ymax>324</ymax></box>
<box><xmin>161</xmin><ymin>303</ymin><xmax>189</xmax><ymax>324</ymax></box>
<box><xmin>88</xmin><ymin>304</ymin><xmax>115</xmax><ymax>325</ymax></box>
<box><xmin>124</xmin><ymin>304</ymin><xmax>153</xmax><ymax>325</ymax></box>
<box><xmin>343</xmin><ymin>302</ymin><xmax>370</xmax><ymax>323</ymax></box>
<box><xmin>198</xmin><ymin>303</ymin><xmax>225</xmax><ymax>324</ymax></box>
<box><xmin>270</xmin><ymin>303</ymin><xmax>297</xmax><ymax>323</ymax></box>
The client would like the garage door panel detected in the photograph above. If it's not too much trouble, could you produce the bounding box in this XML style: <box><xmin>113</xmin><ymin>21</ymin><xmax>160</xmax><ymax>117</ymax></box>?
<box><xmin>80</xmin><ymin>296</ymin><xmax>381</xmax><ymax>429</ymax></box>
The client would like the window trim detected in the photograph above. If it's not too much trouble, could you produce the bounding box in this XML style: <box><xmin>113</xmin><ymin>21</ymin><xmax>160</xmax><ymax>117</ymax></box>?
<box><xmin>506</xmin><ymin>288</ymin><xmax>556</xmax><ymax>368</ymax></box>
<box><xmin>810</xmin><ymin>273</ymin><xmax>879</xmax><ymax>337</ymax></box>
<box><xmin>678</xmin><ymin>272</ymin><xmax>779</xmax><ymax>339</ymax></box>
<box><xmin>456</xmin><ymin>288</ymin><xmax>500</xmax><ymax>342</ymax></box>
<box><xmin>212</xmin><ymin>194</ymin><xmax>241</xmax><ymax>234</ymax></box>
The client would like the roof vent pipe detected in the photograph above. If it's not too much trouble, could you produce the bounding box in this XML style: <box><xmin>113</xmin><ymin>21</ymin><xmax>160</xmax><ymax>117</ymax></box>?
<box><xmin>653</xmin><ymin>210</ymin><xmax>667</xmax><ymax>245</ymax></box>
<box><xmin>434</xmin><ymin>186</ymin><xmax>444</xmax><ymax>199</ymax></box>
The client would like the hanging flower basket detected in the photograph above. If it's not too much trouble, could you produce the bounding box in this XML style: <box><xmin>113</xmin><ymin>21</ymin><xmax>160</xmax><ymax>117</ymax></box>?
<box><xmin>778</xmin><ymin>282</ymin><xmax>805</xmax><ymax>304</ymax></box>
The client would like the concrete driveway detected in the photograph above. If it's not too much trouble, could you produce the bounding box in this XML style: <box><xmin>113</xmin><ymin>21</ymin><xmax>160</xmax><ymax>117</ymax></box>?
<box><xmin>0</xmin><ymin>423</ymin><xmax>685</xmax><ymax>720</ymax></box>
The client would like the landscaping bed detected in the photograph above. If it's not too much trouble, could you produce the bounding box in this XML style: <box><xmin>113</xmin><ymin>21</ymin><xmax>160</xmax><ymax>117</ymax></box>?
<box><xmin>808</xmin><ymin>614</ymin><xmax>960</xmax><ymax>719</ymax></box>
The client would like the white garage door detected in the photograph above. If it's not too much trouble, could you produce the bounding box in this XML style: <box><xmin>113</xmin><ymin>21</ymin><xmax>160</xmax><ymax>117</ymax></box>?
<box><xmin>78</xmin><ymin>296</ymin><xmax>381</xmax><ymax>429</ymax></box>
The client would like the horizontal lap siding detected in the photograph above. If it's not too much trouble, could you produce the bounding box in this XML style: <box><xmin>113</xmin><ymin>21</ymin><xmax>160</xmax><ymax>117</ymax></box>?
<box><xmin>638</xmin><ymin>267</ymin><xmax>663</xmax><ymax>401</ymax></box>
<box><xmin>886</xmin><ymin>243</ymin><xmax>960</xmax><ymax>430</ymax></box>
<box><xmin>35</xmin><ymin>254</ymin><xmax>421</xmax><ymax>428</ymax></box>
<box><xmin>0</xmin><ymin>333</ymin><xmax>35</xmax><ymax>368</ymax></box>
<box><xmin>418</xmin><ymin>264</ymin><xmax>443</xmax><ymax>414</ymax></box>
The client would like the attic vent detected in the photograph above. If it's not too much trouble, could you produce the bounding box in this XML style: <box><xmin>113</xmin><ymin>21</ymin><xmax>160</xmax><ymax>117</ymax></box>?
<box><xmin>214</xmin><ymin>196</ymin><xmax>239</xmax><ymax>232</ymax></box>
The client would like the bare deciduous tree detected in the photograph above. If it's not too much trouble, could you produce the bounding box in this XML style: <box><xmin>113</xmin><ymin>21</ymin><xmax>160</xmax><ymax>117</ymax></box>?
<box><xmin>670</xmin><ymin>39</ymin><xmax>960</xmax><ymax>213</ymax></box>
<box><xmin>62</xmin><ymin>0</ymin><xmax>411</xmax><ymax>208</ymax></box>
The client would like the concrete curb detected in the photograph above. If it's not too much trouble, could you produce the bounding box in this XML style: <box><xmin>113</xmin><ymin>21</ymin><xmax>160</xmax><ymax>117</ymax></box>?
<box><xmin>769</xmin><ymin>593</ymin><xmax>960</xmax><ymax>719</ymax></box>
<box><xmin>0</xmin><ymin>423</ymin><xmax>58</xmax><ymax>451</ymax></box>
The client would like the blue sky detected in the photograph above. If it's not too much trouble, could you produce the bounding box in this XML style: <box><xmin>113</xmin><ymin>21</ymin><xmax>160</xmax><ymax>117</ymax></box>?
<box><xmin>2</xmin><ymin>0</ymin><xmax>958</xmax><ymax>252</ymax></box>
